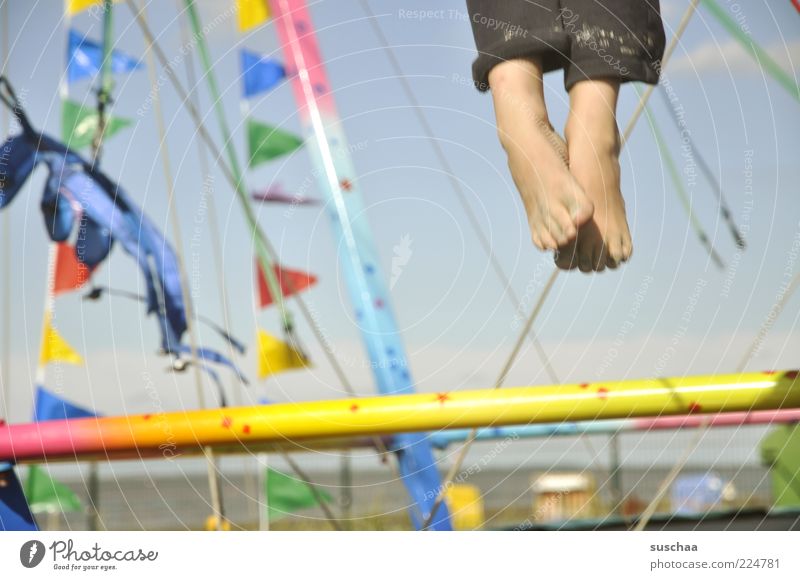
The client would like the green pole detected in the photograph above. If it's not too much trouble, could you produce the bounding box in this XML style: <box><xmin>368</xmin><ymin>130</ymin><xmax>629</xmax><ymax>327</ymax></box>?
<box><xmin>182</xmin><ymin>0</ymin><xmax>292</xmax><ymax>332</ymax></box>
<box><xmin>702</xmin><ymin>0</ymin><xmax>800</xmax><ymax>102</ymax></box>
<box><xmin>91</xmin><ymin>0</ymin><xmax>115</xmax><ymax>162</ymax></box>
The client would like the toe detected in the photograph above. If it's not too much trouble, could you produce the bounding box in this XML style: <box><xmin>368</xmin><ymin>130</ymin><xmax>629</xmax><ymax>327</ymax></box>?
<box><xmin>593</xmin><ymin>245</ymin><xmax>606</xmax><ymax>272</ymax></box>
<box><xmin>551</xmin><ymin>230</ymin><xmax>569</xmax><ymax>248</ymax></box>
<box><xmin>540</xmin><ymin>230</ymin><xmax>559</xmax><ymax>251</ymax></box>
<box><xmin>555</xmin><ymin>240</ymin><xmax>579</xmax><ymax>270</ymax></box>
<box><xmin>577</xmin><ymin>247</ymin><xmax>593</xmax><ymax>273</ymax></box>
<box><xmin>554</xmin><ymin>206</ymin><xmax>578</xmax><ymax>241</ymax></box>
<box><xmin>544</xmin><ymin>216</ymin><xmax>569</xmax><ymax>247</ymax></box>
<box><xmin>568</xmin><ymin>191</ymin><xmax>594</xmax><ymax>228</ymax></box>
<box><xmin>531</xmin><ymin>231</ymin><xmax>544</xmax><ymax>251</ymax></box>
<box><xmin>621</xmin><ymin>236</ymin><xmax>633</xmax><ymax>262</ymax></box>
<box><xmin>606</xmin><ymin>236</ymin><xmax>624</xmax><ymax>265</ymax></box>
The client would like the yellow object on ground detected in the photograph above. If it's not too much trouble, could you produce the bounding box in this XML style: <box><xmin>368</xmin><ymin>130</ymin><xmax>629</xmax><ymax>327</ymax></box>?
<box><xmin>204</xmin><ymin>515</ymin><xmax>231</xmax><ymax>531</ymax></box>
<box><xmin>444</xmin><ymin>484</ymin><xmax>485</xmax><ymax>530</ymax></box>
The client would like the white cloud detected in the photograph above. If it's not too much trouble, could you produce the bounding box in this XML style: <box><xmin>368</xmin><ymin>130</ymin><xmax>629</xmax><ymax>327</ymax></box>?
<box><xmin>670</xmin><ymin>38</ymin><xmax>800</xmax><ymax>75</ymax></box>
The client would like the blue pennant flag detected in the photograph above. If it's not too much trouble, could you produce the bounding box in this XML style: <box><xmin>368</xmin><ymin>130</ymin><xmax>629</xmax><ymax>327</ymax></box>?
<box><xmin>241</xmin><ymin>49</ymin><xmax>285</xmax><ymax>98</ymax></box>
<box><xmin>0</xmin><ymin>467</ymin><xmax>37</xmax><ymax>531</ymax></box>
<box><xmin>67</xmin><ymin>28</ymin><xmax>142</xmax><ymax>84</ymax></box>
<box><xmin>33</xmin><ymin>386</ymin><xmax>96</xmax><ymax>422</ymax></box>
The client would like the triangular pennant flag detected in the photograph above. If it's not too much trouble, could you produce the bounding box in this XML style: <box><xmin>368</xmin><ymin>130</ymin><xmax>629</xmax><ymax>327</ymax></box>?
<box><xmin>65</xmin><ymin>0</ymin><xmax>121</xmax><ymax>16</ymax></box>
<box><xmin>257</xmin><ymin>329</ymin><xmax>307</xmax><ymax>379</ymax></box>
<box><xmin>256</xmin><ymin>261</ymin><xmax>317</xmax><ymax>308</ymax></box>
<box><xmin>67</xmin><ymin>28</ymin><xmax>141</xmax><ymax>84</ymax></box>
<box><xmin>61</xmin><ymin>100</ymin><xmax>132</xmax><ymax>150</ymax></box>
<box><xmin>0</xmin><ymin>466</ymin><xmax>37</xmax><ymax>531</ymax></box>
<box><xmin>66</xmin><ymin>0</ymin><xmax>102</xmax><ymax>15</ymax></box>
<box><xmin>53</xmin><ymin>242</ymin><xmax>95</xmax><ymax>295</ymax></box>
<box><xmin>40</xmin><ymin>315</ymin><xmax>83</xmax><ymax>366</ymax></box>
<box><xmin>24</xmin><ymin>466</ymin><xmax>83</xmax><ymax>514</ymax></box>
<box><xmin>241</xmin><ymin>49</ymin><xmax>285</xmax><ymax>98</ymax></box>
<box><xmin>265</xmin><ymin>467</ymin><xmax>331</xmax><ymax>521</ymax></box>
<box><xmin>33</xmin><ymin>386</ymin><xmax>96</xmax><ymax>422</ymax></box>
<box><xmin>251</xmin><ymin>184</ymin><xmax>319</xmax><ymax>206</ymax></box>
<box><xmin>247</xmin><ymin>119</ymin><xmax>303</xmax><ymax>167</ymax></box>
<box><xmin>237</xmin><ymin>0</ymin><xmax>270</xmax><ymax>32</ymax></box>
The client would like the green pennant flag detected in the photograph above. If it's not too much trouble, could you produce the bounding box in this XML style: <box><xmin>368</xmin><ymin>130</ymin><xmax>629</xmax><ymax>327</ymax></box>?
<box><xmin>61</xmin><ymin>99</ymin><xmax>132</xmax><ymax>150</ymax></box>
<box><xmin>24</xmin><ymin>465</ymin><xmax>83</xmax><ymax>514</ymax></box>
<box><xmin>265</xmin><ymin>467</ymin><xmax>331</xmax><ymax>521</ymax></box>
<box><xmin>247</xmin><ymin>118</ymin><xmax>303</xmax><ymax>167</ymax></box>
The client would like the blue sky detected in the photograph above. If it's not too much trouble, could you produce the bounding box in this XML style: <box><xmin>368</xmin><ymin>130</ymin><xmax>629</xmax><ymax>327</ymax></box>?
<box><xmin>1</xmin><ymin>0</ymin><xmax>799</xmax><ymax>441</ymax></box>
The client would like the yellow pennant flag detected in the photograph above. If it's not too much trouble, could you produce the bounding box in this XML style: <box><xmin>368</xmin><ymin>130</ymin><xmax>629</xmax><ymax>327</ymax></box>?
<box><xmin>65</xmin><ymin>0</ymin><xmax>119</xmax><ymax>16</ymax></box>
<box><xmin>237</xmin><ymin>0</ymin><xmax>270</xmax><ymax>32</ymax></box>
<box><xmin>257</xmin><ymin>329</ymin><xmax>307</xmax><ymax>379</ymax></box>
<box><xmin>40</xmin><ymin>315</ymin><xmax>83</xmax><ymax>366</ymax></box>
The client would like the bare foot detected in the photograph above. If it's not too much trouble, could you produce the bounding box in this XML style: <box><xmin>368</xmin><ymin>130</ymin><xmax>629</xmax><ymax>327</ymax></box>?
<box><xmin>558</xmin><ymin>80</ymin><xmax>632</xmax><ymax>272</ymax></box>
<box><xmin>489</xmin><ymin>60</ymin><xmax>594</xmax><ymax>251</ymax></box>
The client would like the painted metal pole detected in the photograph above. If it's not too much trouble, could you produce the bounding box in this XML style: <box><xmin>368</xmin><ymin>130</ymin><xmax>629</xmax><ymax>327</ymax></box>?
<box><xmin>0</xmin><ymin>0</ymin><xmax>10</xmax><ymax>432</ymax></box>
<box><xmin>269</xmin><ymin>0</ymin><xmax>451</xmax><ymax>530</ymax></box>
<box><xmin>608</xmin><ymin>433</ymin><xmax>623</xmax><ymax>516</ymax></box>
<box><xmin>339</xmin><ymin>452</ymin><xmax>353</xmax><ymax>528</ymax></box>
<box><xmin>258</xmin><ymin>454</ymin><xmax>268</xmax><ymax>531</ymax></box>
<box><xmin>427</xmin><ymin>407</ymin><xmax>800</xmax><ymax>448</ymax></box>
<box><xmin>2</xmin><ymin>370</ymin><xmax>800</xmax><ymax>463</ymax></box>
<box><xmin>85</xmin><ymin>0</ymin><xmax>115</xmax><ymax>532</ymax></box>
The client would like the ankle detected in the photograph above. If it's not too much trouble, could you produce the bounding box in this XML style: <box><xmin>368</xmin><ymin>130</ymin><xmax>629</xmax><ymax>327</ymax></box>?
<box><xmin>490</xmin><ymin>61</ymin><xmax>548</xmax><ymax>120</ymax></box>
<box><xmin>565</xmin><ymin>115</ymin><xmax>620</xmax><ymax>157</ymax></box>
<box><xmin>496</xmin><ymin>112</ymin><xmax>554</xmax><ymax>154</ymax></box>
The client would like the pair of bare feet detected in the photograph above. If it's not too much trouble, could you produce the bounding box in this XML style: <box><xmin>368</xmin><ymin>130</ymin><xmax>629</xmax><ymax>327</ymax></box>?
<box><xmin>489</xmin><ymin>59</ymin><xmax>631</xmax><ymax>272</ymax></box>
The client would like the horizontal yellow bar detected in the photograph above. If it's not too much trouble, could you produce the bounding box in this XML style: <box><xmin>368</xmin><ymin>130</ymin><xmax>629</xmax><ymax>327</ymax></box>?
<box><xmin>1</xmin><ymin>370</ymin><xmax>797</xmax><ymax>462</ymax></box>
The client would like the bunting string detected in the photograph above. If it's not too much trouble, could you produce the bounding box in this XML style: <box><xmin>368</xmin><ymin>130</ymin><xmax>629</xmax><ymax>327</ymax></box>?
<box><xmin>656</xmin><ymin>85</ymin><xmax>746</xmax><ymax>249</ymax></box>
<box><xmin>137</xmin><ymin>0</ymin><xmax>226</xmax><ymax>528</ymax></box>
<box><xmin>643</xmin><ymin>100</ymin><xmax>725</xmax><ymax>270</ymax></box>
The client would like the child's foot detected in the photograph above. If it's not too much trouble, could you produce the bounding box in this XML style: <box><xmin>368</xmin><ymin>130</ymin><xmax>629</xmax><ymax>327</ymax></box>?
<box><xmin>489</xmin><ymin>60</ymin><xmax>594</xmax><ymax>251</ymax></box>
<box><xmin>558</xmin><ymin>80</ymin><xmax>631</xmax><ymax>272</ymax></box>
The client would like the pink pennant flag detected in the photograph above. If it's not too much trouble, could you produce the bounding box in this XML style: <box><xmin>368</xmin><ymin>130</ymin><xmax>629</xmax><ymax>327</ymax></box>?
<box><xmin>251</xmin><ymin>184</ymin><xmax>319</xmax><ymax>206</ymax></box>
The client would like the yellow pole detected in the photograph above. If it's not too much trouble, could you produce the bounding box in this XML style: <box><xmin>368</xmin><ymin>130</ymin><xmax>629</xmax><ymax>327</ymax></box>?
<box><xmin>2</xmin><ymin>371</ymin><xmax>799</xmax><ymax>463</ymax></box>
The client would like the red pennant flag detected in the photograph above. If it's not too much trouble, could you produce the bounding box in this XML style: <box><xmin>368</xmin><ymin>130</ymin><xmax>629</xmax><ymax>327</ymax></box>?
<box><xmin>53</xmin><ymin>243</ymin><xmax>94</xmax><ymax>295</ymax></box>
<box><xmin>256</xmin><ymin>260</ymin><xmax>317</xmax><ymax>308</ymax></box>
